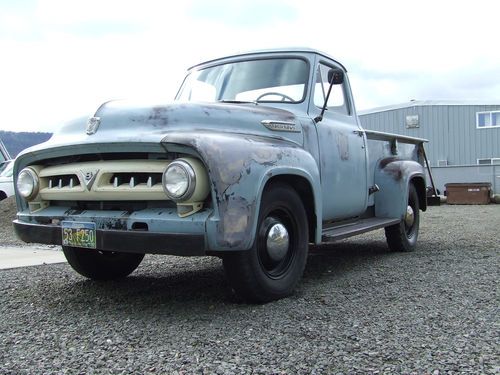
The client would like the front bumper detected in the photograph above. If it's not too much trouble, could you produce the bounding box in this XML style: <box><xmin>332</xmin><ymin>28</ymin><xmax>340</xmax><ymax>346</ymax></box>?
<box><xmin>14</xmin><ymin>206</ymin><xmax>210</xmax><ymax>256</ymax></box>
<box><xmin>14</xmin><ymin>220</ymin><xmax>205</xmax><ymax>256</ymax></box>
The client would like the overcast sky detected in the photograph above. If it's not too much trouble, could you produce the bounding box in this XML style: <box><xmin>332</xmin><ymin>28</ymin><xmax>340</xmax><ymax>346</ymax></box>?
<box><xmin>1</xmin><ymin>0</ymin><xmax>499</xmax><ymax>132</ymax></box>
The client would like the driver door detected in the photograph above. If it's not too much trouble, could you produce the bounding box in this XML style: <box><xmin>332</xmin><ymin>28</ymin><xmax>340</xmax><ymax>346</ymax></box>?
<box><xmin>312</xmin><ymin>62</ymin><xmax>368</xmax><ymax>221</ymax></box>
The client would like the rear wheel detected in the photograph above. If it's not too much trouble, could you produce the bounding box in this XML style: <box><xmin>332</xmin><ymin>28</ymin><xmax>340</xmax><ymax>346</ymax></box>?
<box><xmin>62</xmin><ymin>246</ymin><xmax>144</xmax><ymax>280</ymax></box>
<box><xmin>385</xmin><ymin>183</ymin><xmax>420</xmax><ymax>252</ymax></box>
<box><xmin>223</xmin><ymin>183</ymin><xmax>308</xmax><ymax>303</ymax></box>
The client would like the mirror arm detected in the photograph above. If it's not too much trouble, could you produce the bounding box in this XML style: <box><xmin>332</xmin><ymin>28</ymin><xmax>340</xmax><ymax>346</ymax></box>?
<box><xmin>314</xmin><ymin>80</ymin><xmax>334</xmax><ymax>123</ymax></box>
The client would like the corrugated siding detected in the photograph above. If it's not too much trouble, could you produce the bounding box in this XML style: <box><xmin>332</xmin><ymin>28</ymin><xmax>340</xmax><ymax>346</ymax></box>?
<box><xmin>428</xmin><ymin>165</ymin><xmax>500</xmax><ymax>194</ymax></box>
<box><xmin>359</xmin><ymin>104</ymin><xmax>500</xmax><ymax>166</ymax></box>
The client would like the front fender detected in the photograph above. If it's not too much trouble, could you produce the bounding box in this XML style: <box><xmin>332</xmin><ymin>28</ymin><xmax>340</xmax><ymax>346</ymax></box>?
<box><xmin>374</xmin><ymin>158</ymin><xmax>426</xmax><ymax>219</ymax></box>
<box><xmin>162</xmin><ymin>131</ymin><xmax>321</xmax><ymax>251</ymax></box>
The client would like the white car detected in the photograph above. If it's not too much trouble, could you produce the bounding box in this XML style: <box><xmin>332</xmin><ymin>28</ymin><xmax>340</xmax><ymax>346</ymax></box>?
<box><xmin>0</xmin><ymin>160</ymin><xmax>14</xmax><ymax>200</ymax></box>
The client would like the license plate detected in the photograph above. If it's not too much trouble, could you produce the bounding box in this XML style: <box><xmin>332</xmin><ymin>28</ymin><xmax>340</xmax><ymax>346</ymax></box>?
<box><xmin>61</xmin><ymin>221</ymin><xmax>97</xmax><ymax>249</ymax></box>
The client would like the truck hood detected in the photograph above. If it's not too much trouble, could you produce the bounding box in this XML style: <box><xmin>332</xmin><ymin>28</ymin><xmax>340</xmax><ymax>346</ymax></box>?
<box><xmin>35</xmin><ymin>101</ymin><xmax>304</xmax><ymax>151</ymax></box>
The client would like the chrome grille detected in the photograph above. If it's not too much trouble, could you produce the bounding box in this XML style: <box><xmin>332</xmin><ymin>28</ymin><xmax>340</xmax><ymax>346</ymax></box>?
<box><xmin>47</xmin><ymin>174</ymin><xmax>81</xmax><ymax>189</ymax></box>
<box><xmin>110</xmin><ymin>173</ymin><xmax>163</xmax><ymax>188</ymax></box>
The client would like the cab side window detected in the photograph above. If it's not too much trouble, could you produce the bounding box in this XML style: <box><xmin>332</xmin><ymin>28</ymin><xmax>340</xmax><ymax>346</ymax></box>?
<box><xmin>313</xmin><ymin>64</ymin><xmax>349</xmax><ymax>115</ymax></box>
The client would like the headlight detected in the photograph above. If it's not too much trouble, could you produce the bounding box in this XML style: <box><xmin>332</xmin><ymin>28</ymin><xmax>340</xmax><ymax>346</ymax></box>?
<box><xmin>163</xmin><ymin>160</ymin><xmax>196</xmax><ymax>201</ymax></box>
<box><xmin>17</xmin><ymin>168</ymin><xmax>39</xmax><ymax>200</ymax></box>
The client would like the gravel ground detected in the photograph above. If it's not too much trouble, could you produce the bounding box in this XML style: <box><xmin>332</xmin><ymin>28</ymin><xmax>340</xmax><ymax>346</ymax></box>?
<box><xmin>0</xmin><ymin>197</ymin><xmax>24</xmax><ymax>246</ymax></box>
<box><xmin>0</xmin><ymin>202</ymin><xmax>498</xmax><ymax>374</ymax></box>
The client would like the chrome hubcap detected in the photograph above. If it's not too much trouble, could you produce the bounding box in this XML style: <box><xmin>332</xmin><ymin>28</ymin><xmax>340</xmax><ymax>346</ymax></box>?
<box><xmin>405</xmin><ymin>205</ymin><xmax>415</xmax><ymax>227</ymax></box>
<box><xmin>266</xmin><ymin>223</ymin><xmax>289</xmax><ymax>262</ymax></box>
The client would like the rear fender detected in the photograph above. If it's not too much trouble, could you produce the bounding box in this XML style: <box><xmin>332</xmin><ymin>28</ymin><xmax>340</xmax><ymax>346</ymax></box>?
<box><xmin>374</xmin><ymin>158</ymin><xmax>426</xmax><ymax>219</ymax></box>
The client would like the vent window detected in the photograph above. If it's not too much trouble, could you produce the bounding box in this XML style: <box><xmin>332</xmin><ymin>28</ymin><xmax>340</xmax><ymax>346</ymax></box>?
<box><xmin>477</xmin><ymin>158</ymin><xmax>500</xmax><ymax>165</ymax></box>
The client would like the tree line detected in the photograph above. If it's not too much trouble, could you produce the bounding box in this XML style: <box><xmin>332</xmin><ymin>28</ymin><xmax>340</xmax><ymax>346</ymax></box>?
<box><xmin>0</xmin><ymin>131</ymin><xmax>52</xmax><ymax>159</ymax></box>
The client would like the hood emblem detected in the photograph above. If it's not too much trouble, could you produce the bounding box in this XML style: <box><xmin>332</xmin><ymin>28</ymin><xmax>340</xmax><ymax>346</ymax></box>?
<box><xmin>261</xmin><ymin>120</ymin><xmax>299</xmax><ymax>133</ymax></box>
<box><xmin>81</xmin><ymin>169</ymin><xmax>99</xmax><ymax>190</ymax></box>
<box><xmin>86</xmin><ymin>117</ymin><xmax>101</xmax><ymax>135</ymax></box>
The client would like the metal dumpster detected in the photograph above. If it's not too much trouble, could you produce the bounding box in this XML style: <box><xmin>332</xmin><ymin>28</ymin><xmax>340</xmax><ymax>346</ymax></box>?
<box><xmin>445</xmin><ymin>183</ymin><xmax>491</xmax><ymax>205</ymax></box>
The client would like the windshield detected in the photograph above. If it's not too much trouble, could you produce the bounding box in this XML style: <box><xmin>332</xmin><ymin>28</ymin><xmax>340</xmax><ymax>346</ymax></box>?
<box><xmin>176</xmin><ymin>58</ymin><xmax>309</xmax><ymax>103</ymax></box>
<box><xmin>0</xmin><ymin>160</ymin><xmax>13</xmax><ymax>178</ymax></box>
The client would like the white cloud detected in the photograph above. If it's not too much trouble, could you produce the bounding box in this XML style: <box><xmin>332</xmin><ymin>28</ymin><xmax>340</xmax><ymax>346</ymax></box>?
<box><xmin>0</xmin><ymin>0</ymin><xmax>499</xmax><ymax>132</ymax></box>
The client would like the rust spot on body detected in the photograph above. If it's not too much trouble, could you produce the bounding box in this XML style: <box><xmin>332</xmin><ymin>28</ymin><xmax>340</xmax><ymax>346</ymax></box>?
<box><xmin>336</xmin><ymin>133</ymin><xmax>349</xmax><ymax>161</ymax></box>
<box><xmin>380</xmin><ymin>157</ymin><xmax>405</xmax><ymax>181</ymax></box>
<box><xmin>103</xmin><ymin>220</ymin><xmax>127</xmax><ymax>230</ymax></box>
<box><xmin>217</xmin><ymin>196</ymin><xmax>254</xmax><ymax>248</ymax></box>
<box><xmin>379</xmin><ymin>156</ymin><xmax>400</xmax><ymax>169</ymax></box>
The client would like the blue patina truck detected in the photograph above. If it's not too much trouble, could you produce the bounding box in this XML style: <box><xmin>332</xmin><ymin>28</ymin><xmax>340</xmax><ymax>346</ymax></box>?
<box><xmin>13</xmin><ymin>49</ymin><xmax>428</xmax><ymax>302</ymax></box>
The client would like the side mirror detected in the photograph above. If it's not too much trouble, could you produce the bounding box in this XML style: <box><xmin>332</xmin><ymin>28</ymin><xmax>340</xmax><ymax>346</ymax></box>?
<box><xmin>328</xmin><ymin>68</ymin><xmax>344</xmax><ymax>85</ymax></box>
<box><xmin>314</xmin><ymin>68</ymin><xmax>345</xmax><ymax>123</ymax></box>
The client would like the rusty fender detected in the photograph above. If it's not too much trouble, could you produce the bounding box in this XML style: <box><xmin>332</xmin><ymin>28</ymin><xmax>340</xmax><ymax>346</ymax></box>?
<box><xmin>374</xmin><ymin>157</ymin><xmax>426</xmax><ymax>219</ymax></box>
<box><xmin>162</xmin><ymin>131</ymin><xmax>322</xmax><ymax>251</ymax></box>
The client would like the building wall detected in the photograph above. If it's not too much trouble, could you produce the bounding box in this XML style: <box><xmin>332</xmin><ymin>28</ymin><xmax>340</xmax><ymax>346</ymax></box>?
<box><xmin>359</xmin><ymin>104</ymin><xmax>500</xmax><ymax>166</ymax></box>
<box><xmin>359</xmin><ymin>103</ymin><xmax>500</xmax><ymax>194</ymax></box>
<box><xmin>427</xmin><ymin>165</ymin><xmax>500</xmax><ymax>196</ymax></box>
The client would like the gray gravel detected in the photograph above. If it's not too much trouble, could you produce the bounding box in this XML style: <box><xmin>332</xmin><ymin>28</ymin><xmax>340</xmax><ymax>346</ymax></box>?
<box><xmin>0</xmin><ymin>197</ymin><xmax>24</xmax><ymax>247</ymax></box>
<box><xmin>0</xmin><ymin>204</ymin><xmax>499</xmax><ymax>374</ymax></box>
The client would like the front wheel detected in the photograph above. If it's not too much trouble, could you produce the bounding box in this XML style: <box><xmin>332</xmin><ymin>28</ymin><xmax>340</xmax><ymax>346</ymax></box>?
<box><xmin>223</xmin><ymin>183</ymin><xmax>309</xmax><ymax>303</ymax></box>
<box><xmin>62</xmin><ymin>246</ymin><xmax>144</xmax><ymax>280</ymax></box>
<box><xmin>385</xmin><ymin>183</ymin><xmax>420</xmax><ymax>252</ymax></box>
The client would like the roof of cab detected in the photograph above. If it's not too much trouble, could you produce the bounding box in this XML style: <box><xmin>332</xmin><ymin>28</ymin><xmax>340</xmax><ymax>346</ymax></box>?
<box><xmin>189</xmin><ymin>48</ymin><xmax>347</xmax><ymax>72</ymax></box>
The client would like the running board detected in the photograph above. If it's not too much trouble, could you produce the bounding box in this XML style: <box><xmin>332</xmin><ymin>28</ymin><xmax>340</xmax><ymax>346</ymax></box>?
<box><xmin>321</xmin><ymin>217</ymin><xmax>400</xmax><ymax>242</ymax></box>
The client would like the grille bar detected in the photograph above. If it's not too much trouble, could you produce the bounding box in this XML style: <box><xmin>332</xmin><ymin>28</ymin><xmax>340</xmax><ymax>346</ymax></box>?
<box><xmin>109</xmin><ymin>173</ymin><xmax>163</xmax><ymax>188</ymax></box>
<box><xmin>47</xmin><ymin>175</ymin><xmax>81</xmax><ymax>190</ymax></box>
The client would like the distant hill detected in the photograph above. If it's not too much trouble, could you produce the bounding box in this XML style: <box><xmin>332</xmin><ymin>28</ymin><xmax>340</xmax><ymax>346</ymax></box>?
<box><xmin>0</xmin><ymin>131</ymin><xmax>52</xmax><ymax>158</ymax></box>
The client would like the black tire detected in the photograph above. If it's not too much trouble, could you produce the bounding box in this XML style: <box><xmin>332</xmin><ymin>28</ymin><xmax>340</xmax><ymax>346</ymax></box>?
<box><xmin>223</xmin><ymin>183</ymin><xmax>308</xmax><ymax>303</ymax></box>
<box><xmin>385</xmin><ymin>183</ymin><xmax>420</xmax><ymax>252</ymax></box>
<box><xmin>62</xmin><ymin>246</ymin><xmax>144</xmax><ymax>280</ymax></box>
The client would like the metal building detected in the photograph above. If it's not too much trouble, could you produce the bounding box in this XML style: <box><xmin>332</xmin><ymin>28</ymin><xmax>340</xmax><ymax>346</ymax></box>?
<box><xmin>358</xmin><ymin>100</ymin><xmax>500</xmax><ymax>194</ymax></box>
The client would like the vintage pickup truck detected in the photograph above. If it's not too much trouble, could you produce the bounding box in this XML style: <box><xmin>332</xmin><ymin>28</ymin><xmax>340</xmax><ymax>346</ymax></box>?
<box><xmin>14</xmin><ymin>48</ymin><xmax>428</xmax><ymax>302</ymax></box>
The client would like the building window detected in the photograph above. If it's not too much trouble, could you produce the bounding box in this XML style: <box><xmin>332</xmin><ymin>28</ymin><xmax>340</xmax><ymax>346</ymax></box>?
<box><xmin>406</xmin><ymin>115</ymin><xmax>419</xmax><ymax>128</ymax></box>
<box><xmin>477</xmin><ymin>158</ymin><xmax>500</xmax><ymax>165</ymax></box>
<box><xmin>477</xmin><ymin>111</ymin><xmax>500</xmax><ymax>128</ymax></box>
<box><xmin>437</xmin><ymin>160</ymin><xmax>448</xmax><ymax>166</ymax></box>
